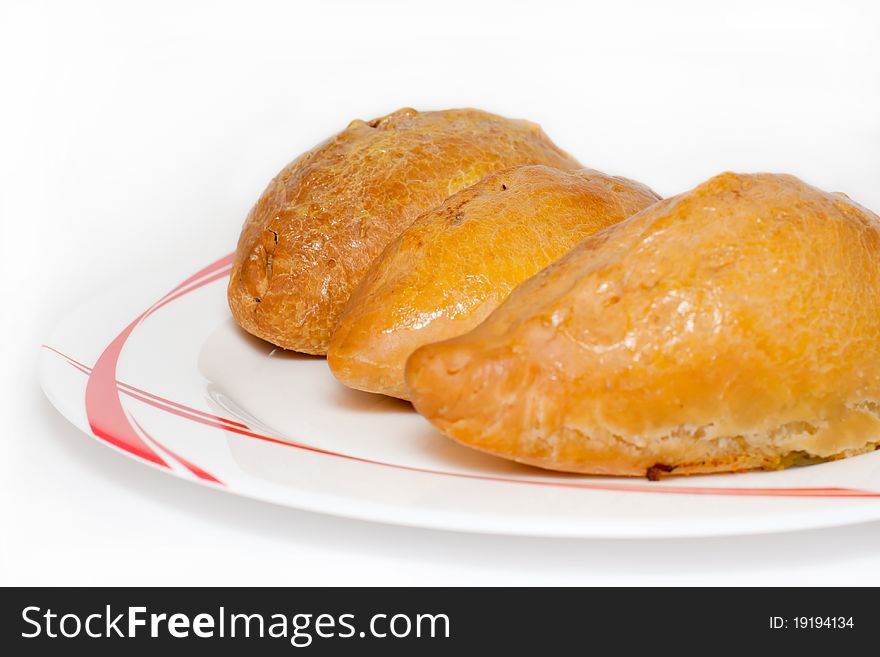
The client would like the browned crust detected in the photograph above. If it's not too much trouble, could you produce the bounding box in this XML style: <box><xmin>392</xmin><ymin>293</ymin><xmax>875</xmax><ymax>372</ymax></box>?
<box><xmin>228</xmin><ymin>108</ymin><xmax>581</xmax><ymax>354</ymax></box>
<box><xmin>328</xmin><ymin>165</ymin><xmax>659</xmax><ymax>398</ymax></box>
<box><xmin>406</xmin><ymin>172</ymin><xmax>880</xmax><ymax>477</ymax></box>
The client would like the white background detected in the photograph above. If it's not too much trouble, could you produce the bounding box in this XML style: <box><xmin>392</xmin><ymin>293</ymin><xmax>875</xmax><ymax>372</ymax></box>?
<box><xmin>2</xmin><ymin>0</ymin><xmax>880</xmax><ymax>585</ymax></box>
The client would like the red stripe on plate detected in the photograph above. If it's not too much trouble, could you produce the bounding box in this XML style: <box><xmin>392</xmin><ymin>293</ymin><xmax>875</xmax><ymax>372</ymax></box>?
<box><xmin>82</xmin><ymin>254</ymin><xmax>235</xmax><ymax>472</ymax></box>
<box><xmin>145</xmin><ymin>267</ymin><xmax>232</xmax><ymax>318</ymax></box>
<box><xmin>85</xmin><ymin>316</ymin><xmax>169</xmax><ymax>466</ymax></box>
<box><xmin>44</xmin><ymin>344</ymin><xmax>247</xmax><ymax>429</ymax></box>
<box><xmin>130</xmin><ymin>416</ymin><xmax>223</xmax><ymax>485</ymax></box>
<box><xmin>162</xmin><ymin>253</ymin><xmax>234</xmax><ymax>300</ymax></box>
<box><xmin>49</xmin><ymin>347</ymin><xmax>880</xmax><ymax>498</ymax></box>
<box><xmin>52</xmin><ymin>252</ymin><xmax>880</xmax><ymax>499</ymax></box>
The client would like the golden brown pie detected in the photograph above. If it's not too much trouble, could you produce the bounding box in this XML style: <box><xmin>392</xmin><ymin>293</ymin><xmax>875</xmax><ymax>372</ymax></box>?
<box><xmin>329</xmin><ymin>165</ymin><xmax>659</xmax><ymax>398</ymax></box>
<box><xmin>228</xmin><ymin>108</ymin><xmax>581</xmax><ymax>354</ymax></box>
<box><xmin>407</xmin><ymin>172</ymin><xmax>880</xmax><ymax>477</ymax></box>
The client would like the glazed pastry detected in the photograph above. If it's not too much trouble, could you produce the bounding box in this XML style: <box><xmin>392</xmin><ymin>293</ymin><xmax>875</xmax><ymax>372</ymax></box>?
<box><xmin>329</xmin><ymin>165</ymin><xmax>659</xmax><ymax>399</ymax></box>
<box><xmin>228</xmin><ymin>108</ymin><xmax>581</xmax><ymax>354</ymax></box>
<box><xmin>406</xmin><ymin>172</ymin><xmax>880</xmax><ymax>477</ymax></box>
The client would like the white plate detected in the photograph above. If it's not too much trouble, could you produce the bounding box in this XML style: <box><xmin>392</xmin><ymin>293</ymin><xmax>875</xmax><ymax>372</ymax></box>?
<box><xmin>40</xmin><ymin>254</ymin><xmax>880</xmax><ymax>538</ymax></box>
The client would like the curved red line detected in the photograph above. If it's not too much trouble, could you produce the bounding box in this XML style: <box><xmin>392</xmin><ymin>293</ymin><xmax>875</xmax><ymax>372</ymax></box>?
<box><xmin>42</xmin><ymin>344</ymin><xmax>91</xmax><ymax>372</ymax></box>
<box><xmin>130</xmin><ymin>416</ymin><xmax>223</xmax><ymax>485</ymax></box>
<box><xmin>118</xmin><ymin>381</ymin><xmax>247</xmax><ymax>429</ymax></box>
<box><xmin>47</xmin><ymin>345</ymin><xmax>248</xmax><ymax>429</ymax></box>
<box><xmin>161</xmin><ymin>253</ymin><xmax>234</xmax><ymax>300</ymax></box>
<box><xmin>83</xmin><ymin>254</ymin><xmax>236</xmax><ymax>471</ymax></box>
<box><xmin>60</xmin><ymin>359</ymin><xmax>91</xmax><ymax>377</ymax></box>
<box><xmin>145</xmin><ymin>267</ymin><xmax>232</xmax><ymax>318</ymax></box>
<box><xmin>143</xmin><ymin>409</ymin><xmax>880</xmax><ymax>497</ymax></box>
<box><xmin>60</xmin><ymin>349</ymin><xmax>880</xmax><ymax>499</ymax></box>
<box><xmin>85</xmin><ymin>315</ymin><xmax>168</xmax><ymax>466</ymax></box>
<box><xmin>66</xmin><ymin>252</ymin><xmax>880</xmax><ymax>499</ymax></box>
